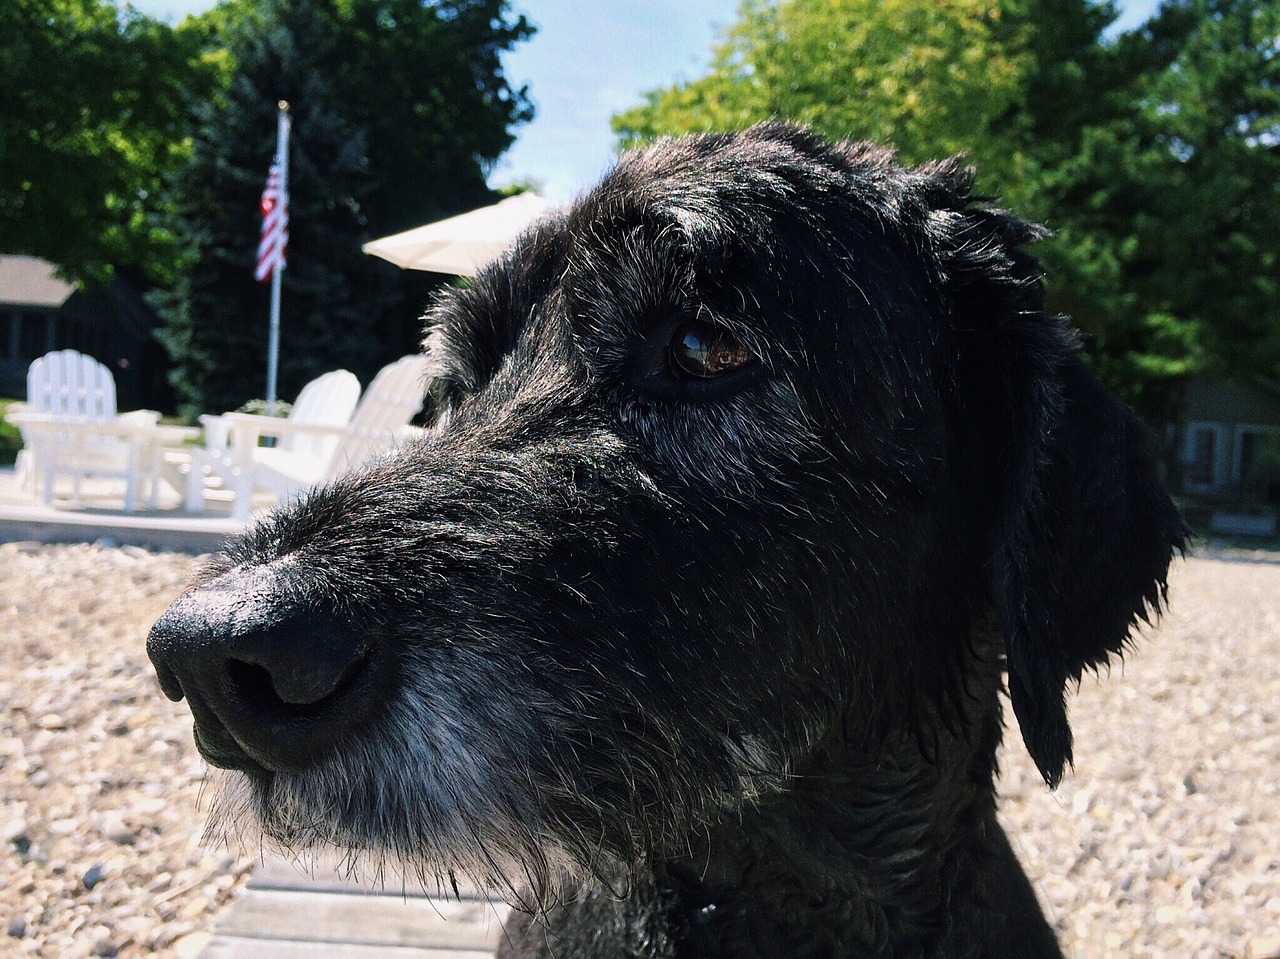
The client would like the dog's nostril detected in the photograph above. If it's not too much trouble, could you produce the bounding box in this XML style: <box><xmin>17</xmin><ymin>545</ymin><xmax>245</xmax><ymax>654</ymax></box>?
<box><xmin>227</xmin><ymin>647</ymin><xmax>372</xmax><ymax>709</ymax></box>
<box><xmin>227</xmin><ymin>659</ymin><xmax>282</xmax><ymax>707</ymax></box>
<box><xmin>152</xmin><ymin>659</ymin><xmax>186</xmax><ymax>703</ymax></box>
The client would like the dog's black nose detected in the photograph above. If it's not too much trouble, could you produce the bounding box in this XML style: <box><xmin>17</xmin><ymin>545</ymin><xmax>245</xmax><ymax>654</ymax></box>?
<box><xmin>147</xmin><ymin>564</ymin><xmax>384</xmax><ymax>773</ymax></box>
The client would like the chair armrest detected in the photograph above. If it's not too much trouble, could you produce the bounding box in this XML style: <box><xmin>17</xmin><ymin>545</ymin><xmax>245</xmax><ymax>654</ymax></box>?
<box><xmin>221</xmin><ymin>412</ymin><xmax>350</xmax><ymax>440</ymax></box>
<box><xmin>4</xmin><ymin>411</ymin><xmax>54</xmax><ymax>428</ymax></box>
<box><xmin>6</xmin><ymin>409</ymin><xmax>160</xmax><ymax>428</ymax></box>
<box><xmin>198</xmin><ymin>413</ymin><xmax>230</xmax><ymax>449</ymax></box>
<box><xmin>118</xmin><ymin>409</ymin><xmax>162</xmax><ymax>427</ymax></box>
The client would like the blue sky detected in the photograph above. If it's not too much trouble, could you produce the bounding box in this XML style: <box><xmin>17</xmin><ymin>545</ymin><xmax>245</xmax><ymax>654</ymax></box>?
<box><xmin>129</xmin><ymin>0</ymin><xmax>1165</xmax><ymax>202</ymax></box>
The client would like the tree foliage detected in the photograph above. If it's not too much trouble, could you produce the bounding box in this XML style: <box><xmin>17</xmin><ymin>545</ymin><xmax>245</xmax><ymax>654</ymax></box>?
<box><xmin>1007</xmin><ymin>0</ymin><xmax>1280</xmax><ymax>412</ymax></box>
<box><xmin>1137</xmin><ymin>0</ymin><xmax>1280</xmax><ymax>378</ymax></box>
<box><xmin>614</xmin><ymin>0</ymin><xmax>1280</xmax><ymax>417</ymax></box>
<box><xmin>0</xmin><ymin>0</ymin><xmax>224</xmax><ymax>284</ymax></box>
<box><xmin>616</xmin><ymin>0</ymin><xmax>1028</xmax><ymax>179</ymax></box>
<box><xmin>151</xmin><ymin>0</ymin><xmax>533</xmax><ymax>418</ymax></box>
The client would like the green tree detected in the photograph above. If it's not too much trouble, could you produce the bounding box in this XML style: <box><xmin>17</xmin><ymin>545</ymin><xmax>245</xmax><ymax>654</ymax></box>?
<box><xmin>152</xmin><ymin>0</ymin><xmax>533</xmax><ymax>418</ymax></box>
<box><xmin>1136</xmin><ymin>0</ymin><xmax>1280</xmax><ymax>379</ymax></box>
<box><xmin>1021</xmin><ymin>0</ymin><xmax>1279</xmax><ymax>413</ymax></box>
<box><xmin>613</xmin><ymin>0</ymin><xmax>1280</xmax><ymax>418</ymax></box>
<box><xmin>995</xmin><ymin>0</ymin><xmax>1207</xmax><ymax>411</ymax></box>
<box><xmin>615</xmin><ymin>0</ymin><xmax>1028</xmax><ymax>181</ymax></box>
<box><xmin>0</xmin><ymin>0</ymin><xmax>223</xmax><ymax>284</ymax></box>
<box><xmin>329</xmin><ymin>0</ymin><xmax>536</xmax><ymax>234</ymax></box>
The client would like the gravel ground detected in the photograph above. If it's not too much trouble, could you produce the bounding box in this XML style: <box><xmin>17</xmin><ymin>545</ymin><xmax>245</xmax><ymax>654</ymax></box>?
<box><xmin>998</xmin><ymin>547</ymin><xmax>1280</xmax><ymax>958</ymax></box>
<box><xmin>1</xmin><ymin>541</ymin><xmax>1278</xmax><ymax>958</ymax></box>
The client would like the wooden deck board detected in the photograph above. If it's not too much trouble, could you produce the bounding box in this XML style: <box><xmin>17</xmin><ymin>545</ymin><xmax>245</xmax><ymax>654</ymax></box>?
<box><xmin>200</xmin><ymin>854</ymin><xmax>510</xmax><ymax>959</ymax></box>
<box><xmin>246</xmin><ymin>855</ymin><xmax>486</xmax><ymax>899</ymax></box>
<box><xmin>202</xmin><ymin>939</ymin><xmax>498</xmax><ymax>959</ymax></box>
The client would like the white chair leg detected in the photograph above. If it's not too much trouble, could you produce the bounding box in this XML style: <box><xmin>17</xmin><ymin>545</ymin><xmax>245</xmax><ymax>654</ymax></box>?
<box><xmin>41</xmin><ymin>462</ymin><xmax>55</xmax><ymax>506</ymax></box>
<box><xmin>232</xmin><ymin>481</ymin><xmax>254</xmax><ymax>522</ymax></box>
<box><xmin>14</xmin><ymin>449</ymin><xmax>30</xmax><ymax>492</ymax></box>
<box><xmin>185</xmin><ymin>451</ymin><xmax>209</xmax><ymax>512</ymax></box>
<box><xmin>141</xmin><ymin>446</ymin><xmax>162</xmax><ymax>510</ymax></box>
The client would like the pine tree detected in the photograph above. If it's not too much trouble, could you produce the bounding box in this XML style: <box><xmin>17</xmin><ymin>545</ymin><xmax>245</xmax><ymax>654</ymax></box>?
<box><xmin>1136</xmin><ymin>0</ymin><xmax>1280</xmax><ymax>379</ymax></box>
<box><xmin>152</xmin><ymin>0</ymin><xmax>533</xmax><ymax>417</ymax></box>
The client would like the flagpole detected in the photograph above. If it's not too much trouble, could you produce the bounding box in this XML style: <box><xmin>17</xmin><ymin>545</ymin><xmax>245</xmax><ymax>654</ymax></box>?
<box><xmin>266</xmin><ymin>101</ymin><xmax>291</xmax><ymax>417</ymax></box>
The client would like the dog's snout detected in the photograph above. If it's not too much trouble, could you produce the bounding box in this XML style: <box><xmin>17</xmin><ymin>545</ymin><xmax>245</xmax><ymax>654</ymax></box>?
<box><xmin>147</xmin><ymin>566</ymin><xmax>384</xmax><ymax>772</ymax></box>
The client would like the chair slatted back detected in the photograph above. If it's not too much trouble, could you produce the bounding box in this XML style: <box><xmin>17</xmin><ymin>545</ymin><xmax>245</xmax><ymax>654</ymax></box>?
<box><xmin>284</xmin><ymin>369</ymin><xmax>361</xmax><ymax>459</ymax></box>
<box><xmin>327</xmin><ymin>355</ymin><xmax>431</xmax><ymax>476</ymax></box>
<box><xmin>27</xmin><ymin>350</ymin><xmax>117</xmax><ymax>422</ymax></box>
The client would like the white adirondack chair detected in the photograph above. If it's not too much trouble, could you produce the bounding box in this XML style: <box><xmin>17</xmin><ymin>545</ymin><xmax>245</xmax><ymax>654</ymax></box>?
<box><xmin>187</xmin><ymin>356</ymin><xmax>431</xmax><ymax>520</ymax></box>
<box><xmin>184</xmin><ymin>368</ymin><xmax>361</xmax><ymax>514</ymax></box>
<box><xmin>8</xmin><ymin>349</ymin><xmax>162</xmax><ymax>507</ymax></box>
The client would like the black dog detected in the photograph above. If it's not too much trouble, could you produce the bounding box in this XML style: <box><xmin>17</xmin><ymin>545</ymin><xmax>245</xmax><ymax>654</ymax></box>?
<box><xmin>148</xmin><ymin>124</ymin><xmax>1185</xmax><ymax>958</ymax></box>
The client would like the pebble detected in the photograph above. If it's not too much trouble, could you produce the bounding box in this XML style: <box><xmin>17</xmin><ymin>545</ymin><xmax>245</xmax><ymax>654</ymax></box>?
<box><xmin>2</xmin><ymin>818</ymin><xmax>28</xmax><ymax>846</ymax></box>
<box><xmin>147</xmin><ymin>871</ymin><xmax>173</xmax><ymax>893</ymax></box>
<box><xmin>172</xmin><ymin>931</ymin><xmax>213</xmax><ymax>958</ymax></box>
<box><xmin>98</xmin><ymin>813</ymin><xmax>136</xmax><ymax>846</ymax></box>
<box><xmin>1249</xmin><ymin>936</ymin><xmax>1280</xmax><ymax>959</ymax></box>
<box><xmin>82</xmin><ymin>863</ymin><xmax>107</xmax><ymax>890</ymax></box>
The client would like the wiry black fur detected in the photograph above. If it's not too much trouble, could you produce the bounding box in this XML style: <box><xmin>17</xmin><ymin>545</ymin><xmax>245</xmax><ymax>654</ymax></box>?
<box><xmin>147</xmin><ymin>124</ymin><xmax>1186</xmax><ymax>958</ymax></box>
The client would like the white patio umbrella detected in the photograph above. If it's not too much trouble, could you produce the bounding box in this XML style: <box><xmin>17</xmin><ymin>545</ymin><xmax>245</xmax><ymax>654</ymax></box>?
<box><xmin>362</xmin><ymin>192</ymin><xmax>555</xmax><ymax>276</ymax></box>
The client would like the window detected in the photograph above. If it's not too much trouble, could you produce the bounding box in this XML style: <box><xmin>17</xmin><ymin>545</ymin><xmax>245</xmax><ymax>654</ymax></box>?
<box><xmin>1185</xmin><ymin>422</ymin><xmax>1226</xmax><ymax>492</ymax></box>
<box><xmin>18</xmin><ymin>312</ymin><xmax>54</xmax><ymax>361</ymax></box>
<box><xmin>1235</xmin><ymin>426</ymin><xmax>1280</xmax><ymax>502</ymax></box>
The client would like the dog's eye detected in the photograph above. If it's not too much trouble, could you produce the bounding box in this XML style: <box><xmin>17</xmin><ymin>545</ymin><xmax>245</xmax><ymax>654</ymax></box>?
<box><xmin>669</xmin><ymin>322</ymin><xmax>755</xmax><ymax>379</ymax></box>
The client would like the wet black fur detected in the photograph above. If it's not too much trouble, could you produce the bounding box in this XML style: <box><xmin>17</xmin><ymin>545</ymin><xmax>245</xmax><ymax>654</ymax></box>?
<box><xmin>148</xmin><ymin>124</ymin><xmax>1186</xmax><ymax>958</ymax></box>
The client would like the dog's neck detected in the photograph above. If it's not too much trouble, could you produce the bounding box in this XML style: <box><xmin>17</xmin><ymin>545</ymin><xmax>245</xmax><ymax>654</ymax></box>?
<box><xmin>502</xmin><ymin>631</ymin><xmax>1064</xmax><ymax>958</ymax></box>
<box><xmin>661</xmin><ymin>719</ymin><xmax>1013</xmax><ymax>956</ymax></box>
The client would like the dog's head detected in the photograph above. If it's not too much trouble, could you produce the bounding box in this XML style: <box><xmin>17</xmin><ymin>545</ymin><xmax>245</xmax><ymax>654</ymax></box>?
<box><xmin>148</xmin><ymin>123</ymin><xmax>1183</xmax><ymax>891</ymax></box>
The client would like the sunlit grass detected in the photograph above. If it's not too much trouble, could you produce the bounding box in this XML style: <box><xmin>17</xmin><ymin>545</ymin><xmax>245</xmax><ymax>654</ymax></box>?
<box><xmin>0</xmin><ymin>397</ymin><xmax>22</xmax><ymax>466</ymax></box>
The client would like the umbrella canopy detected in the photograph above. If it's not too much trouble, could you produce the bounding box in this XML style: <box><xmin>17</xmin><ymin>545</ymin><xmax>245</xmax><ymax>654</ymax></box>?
<box><xmin>362</xmin><ymin>192</ymin><xmax>555</xmax><ymax>276</ymax></box>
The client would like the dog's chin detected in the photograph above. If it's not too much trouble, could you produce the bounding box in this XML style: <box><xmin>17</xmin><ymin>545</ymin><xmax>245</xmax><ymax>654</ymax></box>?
<box><xmin>199</xmin><ymin>765</ymin><xmax>605</xmax><ymax>906</ymax></box>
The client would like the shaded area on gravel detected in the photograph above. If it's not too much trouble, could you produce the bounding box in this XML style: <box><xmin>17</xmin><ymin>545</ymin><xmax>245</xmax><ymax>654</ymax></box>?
<box><xmin>1</xmin><ymin>543</ymin><xmax>1277</xmax><ymax>958</ymax></box>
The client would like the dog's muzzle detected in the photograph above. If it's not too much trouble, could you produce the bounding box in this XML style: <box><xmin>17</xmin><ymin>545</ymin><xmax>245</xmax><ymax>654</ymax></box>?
<box><xmin>146</xmin><ymin>564</ymin><xmax>389</xmax><ymax>774</ymax></box>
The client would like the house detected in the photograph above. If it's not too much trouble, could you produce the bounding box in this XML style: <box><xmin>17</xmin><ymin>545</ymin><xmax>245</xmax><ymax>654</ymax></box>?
<box><xmin>0</xmin><ymin>255</ymin><xmax>170</xmax><ymax>410</ymax></box>
<box><xmin>0</xmin><ymin>255</ymin><xmax>75</xmax><ymax>396</ymax></box>
<box><xmin>1178</xmin><ymin>374</ymin><xmax>1280</xmax><ymax>510</ymax></box>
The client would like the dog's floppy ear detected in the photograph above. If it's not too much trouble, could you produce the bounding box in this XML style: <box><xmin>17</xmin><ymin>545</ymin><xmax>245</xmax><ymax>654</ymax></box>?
<box><xmin>993</xmin><ymin>354</ymin><xmax>1186</xmax><ymax>787</ymax></box>
<box><xmin>933</xmin><ymin>176</ymin><xmax>1187</xmax><ymax>788</ymax></box>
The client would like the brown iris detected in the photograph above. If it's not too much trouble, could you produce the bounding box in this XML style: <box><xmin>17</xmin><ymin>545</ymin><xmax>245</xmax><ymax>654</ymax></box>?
<box><xmin>669</xmin><ymin>322</ymin><xmax>755</xmax><ymax>379</ymax></box>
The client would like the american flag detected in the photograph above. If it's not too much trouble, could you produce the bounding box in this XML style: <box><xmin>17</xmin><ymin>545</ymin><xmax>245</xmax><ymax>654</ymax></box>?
<box><xmin>254</xmin><ymin>158</ymin><xmax>288</xmax><ymax>282</ymax></box>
